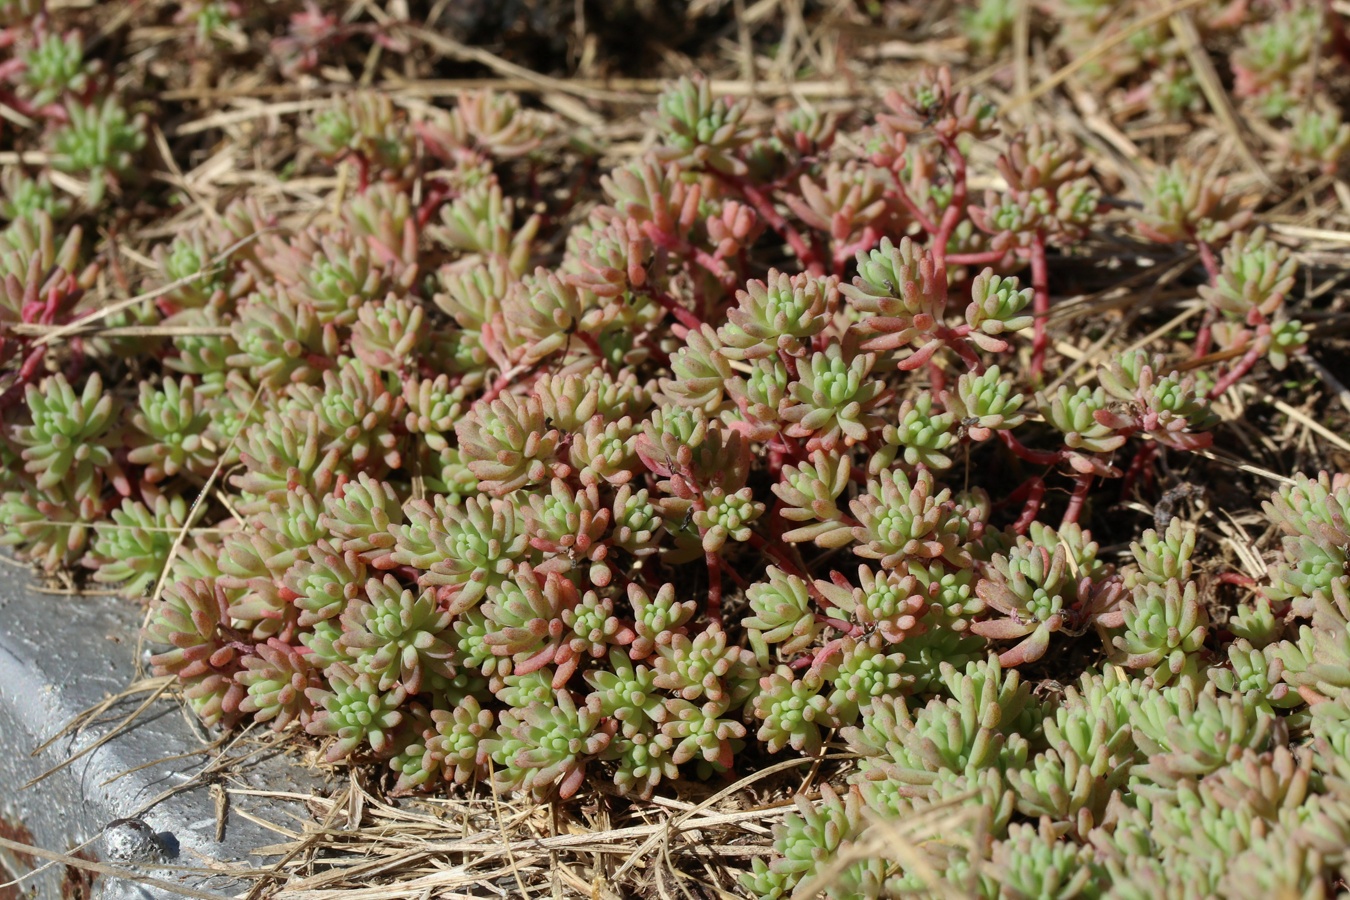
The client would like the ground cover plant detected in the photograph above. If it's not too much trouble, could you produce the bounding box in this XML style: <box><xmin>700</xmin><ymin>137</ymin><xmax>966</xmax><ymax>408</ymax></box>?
<box><xmin>2</xmin><ymin>0</ymin><xmax>1350</xmax><ymax>896</ymax></box>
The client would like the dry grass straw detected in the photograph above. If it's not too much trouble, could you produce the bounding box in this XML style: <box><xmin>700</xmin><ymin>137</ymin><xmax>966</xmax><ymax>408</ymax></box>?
<box><xmin>224</xmin><ymin>756</ymin><xmax>839</xmax><ymax>899</ymax></box>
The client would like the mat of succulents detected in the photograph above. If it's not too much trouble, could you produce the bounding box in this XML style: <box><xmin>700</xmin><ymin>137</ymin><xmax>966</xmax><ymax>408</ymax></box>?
<box><xmin>2</xmin><ymin>0</ymin><xmax>1350</xmax><ymax>897</ymax></box>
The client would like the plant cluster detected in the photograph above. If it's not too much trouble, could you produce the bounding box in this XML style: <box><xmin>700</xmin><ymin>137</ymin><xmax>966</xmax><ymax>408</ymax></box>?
<box><xmin>1</xmin><ymin>1</ymin><xmax>1348</xmax><ymax>897</ymax></box>
<box><xmin>962</xmin><ymin>0</ymin><xmax>1350</xmax><ymax>174</ymax></box>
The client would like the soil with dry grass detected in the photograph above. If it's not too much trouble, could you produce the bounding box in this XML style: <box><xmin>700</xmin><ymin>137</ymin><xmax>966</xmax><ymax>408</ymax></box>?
<box><xmin>4</xmin><ymin>1</ymin><xmax>1350</xmax><ymax>899</ymax></box>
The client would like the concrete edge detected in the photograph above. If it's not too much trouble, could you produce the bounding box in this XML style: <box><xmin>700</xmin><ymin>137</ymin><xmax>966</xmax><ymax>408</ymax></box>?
<box><xmin>0</xmin><ymin>567</ymin><xmax>325</xmax><ymax>900</ymax></box>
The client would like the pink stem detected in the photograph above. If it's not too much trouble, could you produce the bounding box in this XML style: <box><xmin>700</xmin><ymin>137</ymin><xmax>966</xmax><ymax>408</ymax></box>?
<box><xmin>946</xmin><ymin>249</ymin><xmax>1009</xmax><ymax>266</ymax></box>
<box><xmin>1061</xmin><ymin>472</ymin><xmax>1093</xmax><ymax>527</ymax></box>
<box><xmin>936</xmin><ymin>323</ymin><xmax>983</xmax><ymax>370</ymax></box>
<box><xmin>415</xmin><ymin>182</ymin><xmax>455</xmax><ymax>228</ymax></box>
<box><xmin>931</xmin><ymin>135</ymin><xmax>969</xmax><ymax>272</ymax></box>
<box><xmin>479</xmin><ymin>366</ymin><xmax>523</xmax><ymax>406</ymax></box>
<box><xmin>645</xmin><ymin>288</ymin><xmax>705</xmax><ymax>331</ymax></box>
<box><xmin>717</xmin><ymin>173</ymin><xmax>824</xmax><ymax>276</ymax></box>
<box><xmin>885</xmin><ymin>170</ymin><xmax>939</xmax><ymax>236</ymax></box>
<box><xmin>1012</xmin><ymin>477</ymin><xmax>1046</xmax><ymax>534</ymax></box>
<box><xmin>747</xmin><ymin>531</ymin><xmax>844</xmax><ymax>607</ymax></box>
<box><xmin>832</xmin><ymin>228</ymin><xmax>881</xmax><ymax>276</ymax></box>
<box><xmin>1193</xmin><ymin>240</ymin><xmax>1221</xmax><ymax>358</ymax></box>
<box><xmin>1118</xmin><ymin>442</ymin><xmax>1156</xmax><ymax>501</ymax></box>
<box><xmin>690</xmin><ymin>246</ymin><xmax>737</xmax><ymax>292</ymax></box>
<box><xmin>0</xmin><ymin>345</ymin><xmax>46</xmax><ymax>412</ymax></box>
<box><xmin>748</xmin><ymin>531</ymin><xmax>806</xmax><ymax>575</ymax></box>
<box><xmin>927</xmin><ymin>359</ymin><xmax>947</xmax><ymax>393</ymax></box>
<box><xmin>1207</xmin><ymin>338</ymin><xmax>1266</xmax><ymax>399</ymax></box>
<box><xmin>806</xmin><ymin>637</ymin><xmax>859</xmax><ymax>676</ymax></box>
<box><xmin>1197</xmin><ymin>239</ymin><xmax>1221</xmax><ymax>284</ymax></box>
<box><xmin>353</xmin><ymin>153</ymin><xmax>371</xmax><ymax>193</ymax></box>
<box><xmin>815</xmin><ymin>614</ymin><xmax>864</xmax><ymax>639</ymax></box>
<box><xmin>705</xmin><ymin>549</ymin><xmax>723</xmax><ymax>626</ymax></box>
<box><xmin>998</xmin><ymin>430</ymin><xmax>1063</xmax><ymax>467</ymax></box>
<box><xmin>717</xmin><ymin>554</ymin><xmax>750</xmax><ymax>590</ymax></box>
<box><xmin>576</xmin><ymin>332</ymin><xmax>610</xmax><ymax>370</ymax></box>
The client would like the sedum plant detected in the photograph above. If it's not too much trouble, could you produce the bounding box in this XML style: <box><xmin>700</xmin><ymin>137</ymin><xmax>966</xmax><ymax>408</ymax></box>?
<box><xmin>1</xmin><ymin>9</ymin><xmax>1348</xmax><ymax>896</ymax></box>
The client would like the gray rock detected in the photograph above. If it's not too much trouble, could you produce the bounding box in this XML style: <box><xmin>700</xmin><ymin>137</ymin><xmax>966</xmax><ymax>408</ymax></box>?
<box><xmin>100</xmin><ymin>819</ymin><xmax>168</xmax><ymax>866</ymax></box>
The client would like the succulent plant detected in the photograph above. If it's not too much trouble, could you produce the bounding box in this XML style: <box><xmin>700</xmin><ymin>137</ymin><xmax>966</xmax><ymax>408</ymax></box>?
<box><xmin>719</xmin><ymin>270</ymin><xmax>835</xmax><ymax>360</ymax></box>
<box><xmin>742</xmin><ymin>567</ymin><xmax>819</xmax><ymax>660</ymax></box>
<box><xmin>126</xmin><ymin>377</ymin><xmax>217</xmax><ymax>482</ymax></box>
<box><xmin>419</xmin><ymin>89</ymin><xmax>557</xmax><ymax>162</ymax></box>
<box><xmin>965</xmin><ymin>269</ymin><xmax>1034</xmax><ymax>351</ymax></box>
<box><xmin>650</xmin><ymin>76</ymin><xmax>754</xmax><ymax>176</ymax></box>
<box><xmin>850</xmin><ymin>466</ymin><xmax>979</xmax><ymax>569</ymax></box>
<box><xmin>741</xmin><ymin>784</ymin><xmax>870</xmax><ymax>900</ymax></box>
<box><xmin>49</xmin><ymin>97</ymin><xmax>147</xmax><ymax>204</ymax></box>
<box><xmin>175</xmin><ymin>1</ymin><xmax>244</xmax><ymax>46</ymax></box>
<box><xmin>19</xmin><ymin>30</ymin><xmax>96</xmax><ymax>107</ymax></box>
<box><xmin>306</xmin><ymin>663</ymin><xmax>407</xmax><ymax>761</ymax></box>
<box><xmin>1108</xmin><ymin>579</ymin><xmax>1209</xmax><ymax>684</ymax></box>
<box><xmin>338</xmin><ymin>575</ymin><xmax>454</xmax><ymax>693</ymax></box>
<box><xmin>146</xmin><ymin>579</ymin><xmax>243</xmax><ymax>727</ymax></box>
<box><xmin>492</xmin><ymin>690</ymin><xmax>611</xmax><ymax>798</ymax></box>
<box><xmin>3</xmin><ymin>20</ymin><xmax>1345</xmax><ymax>894</ymax></box>
<box><xmin>236</xmin><ymin>638</ymin><xmax>318</xmax><ymax>730</ymax></box>
<box><xmin>301</xmin><ymin>92</ymin><xmax>412</xmax><ymax>179</ymax></box>
<box><xmin>13</xmin><ymin>372</ymin><xmax>118</xmax><ymax>493</ymax></box>
<box><xmin>89</xmin><ymin>493</ymin><xmax>187</xmax><ymax>595</ymax></box>
<box><xmin>753</xmin><ymin>666</ymin><xmax>837</xmax><ymax>755</ymax></box>
<box><xmin>1135</xmin><ymin>162</ymin><xmax>1251</xmax><ymax>246</ymax></box>
<box><xmin>0</xmin><ymin>171</ymin><xmax>70</xmax><ymax>225</ymax></box>
<box><xmin>1231</xmin><ymin>5</ymin><xmax>1324</xmax><ymax>117</ymax></box>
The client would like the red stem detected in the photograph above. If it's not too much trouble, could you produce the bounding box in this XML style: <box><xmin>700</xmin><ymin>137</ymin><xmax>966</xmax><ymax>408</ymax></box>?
<box><xmin>946</xmin><ymin>249</ymin><xmax>1008</xmax><ymax>266</ymax></box>
<box><xmin>645</xmin><ymin>288</ymin><xmax>705</xmax><ymax>331</ymax></box>
<box><xmin>1118</xmin><ymin>442</ymin><xmax>1156</xmax><ymax>501</ymax></box>
<box><xmin>748</xmin><ymin>530</ymin><xmax>806</xmax><ymax>576</ymax></box>
<box><xmin>931</xmin><ymin>135</ymin><xmax>969</xmax><ymax>272</ymax></box>
<box><xmin>1197</xmin><ymin>239</ymin><xmax>1221</xmax><ymax>284</ymax></box>
<box><xmin>353</xmin><ymin>153</ymin><xmax>371</xmax><ymax>193</ymax></box>
<box><xmin>927</xmin><ymin>359</ymin><xmax>947</xmax><ymax>394</ymax></box>
<box><xmin>1193</xmin><ymin>310</ymin><xmax>1217</xmax><ymax>360</ymax></box>
<box><xmin>746</xmin><ymin>531</ymin><xmax>842</xmax><ymax>608</ymax></box>
<box><xmin>815</xmin><ymin>614</ymin><xmax>864</xmax><ymax>639</ymax></box>
<box><xmin>832</xmin><ymin>228</ymin><xmax>881</xmax><ymax>277</ymax></box>
<box><xmin>636</xmin><ymin>329</ymin><xmax>672</xmax><ymax>367</ymax></box>
<box><xmin>884</xmin><ymin>169</ymin><xmax>939</xmax><ymax>236</ymax></box>
<box><xmin>936</xmin><ymin>323</ymin><xmax>983</xmax><ymax>371</ymax></box>
<box><xmin>0</xmin><ymin>345</ymin><xmax>46</xmax><ymax>413</ymax></box>
<box><xmin>415</xmin><ymin>182</ymin><xmax>455</xmax><ymax>228</ymax></box>
<box><xmin>690</xmin><ymin>246</ymin><xmax>738</xmax><ymax>292</ymax></box>
<box><xmin>717</xmin><ymin>555</ymin><xmax>750</xmax><ymax>591</ymax></box>
<box><xmin>1207</xmin><ymin>337</ymin><xmax>1266</xmax><ymax>399</ymax></box>
<box><xmin>479</xmin><ymin>365</ymin><xmax>523</xmax><ymax>406</ymax></box>
<box><xmin>1012</xmin><ymin>477</ymin><xmax>1046</xmax><ymax>533</ymax></box>
<box><xmin>705</xmin><ymin>549</ymin><xmax>723</xmax><ymax>626</ymax></box>
<box><xmin>576</xmin><ymin>332</ymin><xmax>610</xmax><ymax>371</ymax></box>
<box><xmin>716</xmin><ymin>173</ymin><xmax>825</xmax><ymax>276</ymax></box>
<box><xmin>998</xmin><ymin>430</ymin><xmax>1064</xmax><ymax>467</ymax></box>
<box><xmin>1061</xmin><ymin>472</ymin><xmax>1093</xmax><ymax>527</ymax></box>
<box><xmin>1193</xmin><ymin>240</ymin><xmax>1221</xmax><ymax>359</ymax></box>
